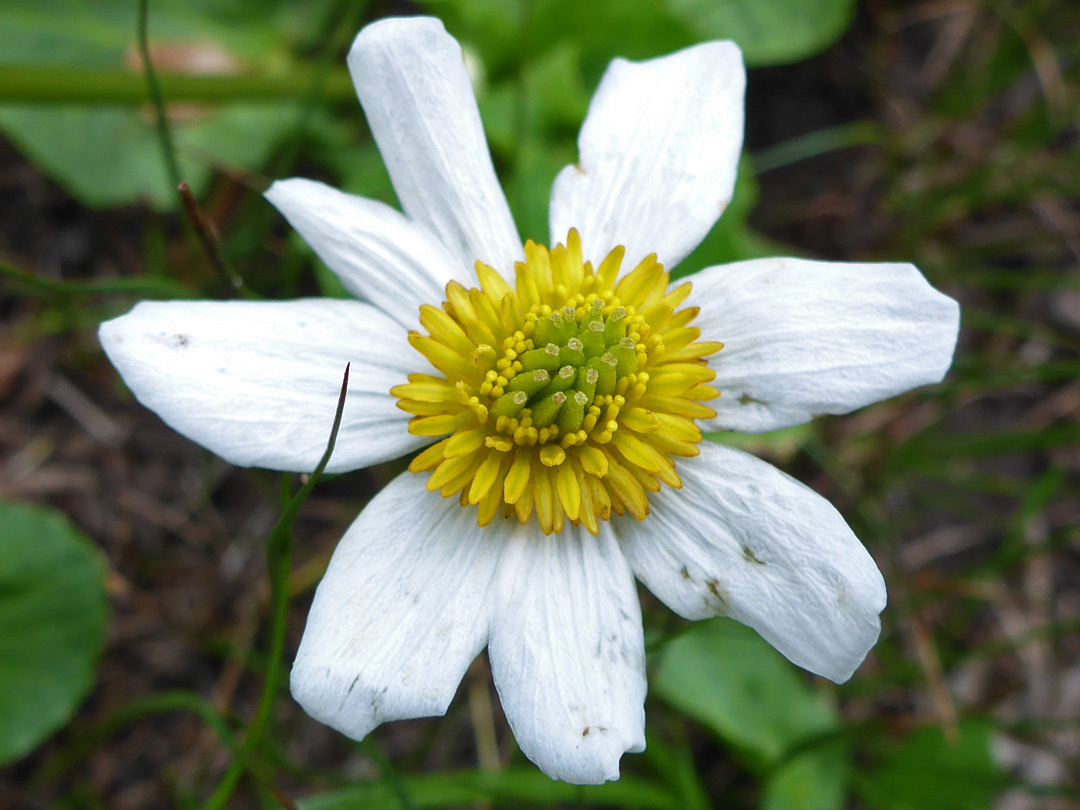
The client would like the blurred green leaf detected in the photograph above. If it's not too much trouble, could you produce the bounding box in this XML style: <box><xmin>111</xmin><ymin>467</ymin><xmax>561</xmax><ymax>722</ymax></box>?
<box><xmin>675</xmin><ymin>154</ymin><xmax>775</xmax><ymax>278</ymax></box>
<box><xmin>434</xmin><ymin>0</ymin><xmax>856</xmax><ymax>73</ymax></box>
<box><xmin>0</xmin><ymin>104</ymin><xmax>298</xmax><ymax>209</ymax></box>
<box><xmin>320</xmin><ymin>139</ymin><xmax>397</xmax><ymax>206</ymax></box>
<box><xmin>478</xmin><ymin>44</ymin><xmax>589</xmax><ymax>241</ymax></box>
<box><xmin>664</xmin><ymin>0</ymin><xmax>858</xmax><ymax>66</ymax></box>
<box><xmin>429</xmin><ymin>0</ymin><xmax>694</xmax><ymax>78</ymax></box>
<box><xmin>505</xmin><ymin>138</ymin><xmax>575</xmax><ymax>244</ymax></box>
<box><xmin>0</xmin><ymin>0</ymin><xmax>333</xmax><ymax>208</ymax></box>
<box><xmin>763</xmin><ymin>741</ymin><xmax>849</xmax><ymax>810</ymax></box>
<box><xmin>707</xmin><ymin>423</ymin><xmax>815</xmax><ymax>463</ymax></box>
<box><xmin>0</xmin><ymin>0</ymin><xmax>318</xmax><ymax>66</ymax></box>
<box><xmin>858</xmin><ymin>721</ymin><xmax>1006</xmax><ymax>810</ymax></box>
<box><xmin>653</xmin><ymin>619</ymin><xmax>848</xmax><ymax>810</ymax></box>
<box><xmin>527</xmin><ymin>0</ymin><xmax>695</xmax><ymax>74</ymax></box>
<box><xmin>643</xmin><ymin>728</ymin><xmax>711</xmax><ymax>810</ymax></box>
<box><xmin>0</xmin><ymin>502</ymin><xmax>108</xmax><ymax>765</ymax></box>
<box><xmin>298</xmin><ymin>768</ymin><xmax>681</xmax><ymax>810</ymax></box>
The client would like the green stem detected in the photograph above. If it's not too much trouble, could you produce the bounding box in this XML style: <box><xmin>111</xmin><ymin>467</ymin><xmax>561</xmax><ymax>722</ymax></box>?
<box><xmin>360</xmin><ymin>739</ymin><xmax>418</xmax><ymax>810</ymax></box>
<box><xmin>0</xmin><ymin>258</ymin><xmax>193</xmax><ymax>298</ymax></box>
<box><xmin>203</xmin><ymin>365</ymin><xmax>351</xmax><ymax>810</ymax></box>
<box><xmin>137</xmin><ymin>0</ymin><xmax>182</xmax><ymax>193</ymax></box>
<box><xmin>31</xmin><ymin>691</ymin><xmax>242</xmax><ymax>794</ymax></box>
<box><xmin>0</xmin><ymin>64</ymin><xmax>354</xmax><ymax>104</ymax></box>
<box><xmin>752</xmin><ymin>121</ymin><xmax>884</xmax><ymax>173</ymax></box>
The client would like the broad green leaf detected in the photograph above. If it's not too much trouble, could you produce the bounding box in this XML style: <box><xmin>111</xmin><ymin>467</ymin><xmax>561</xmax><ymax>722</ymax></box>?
<box><xmin>858</xmin><ymin>720</ymin><xmax>1006</xmax><ymax>810</ymax></box>
<box><xmin>0</xmin><ymin>0</ymin><xmax>320</xmax><ymax>67</ymax></box>
<box><xmin>526</xmin><ymin>0</ymin><xmax>695</xmax><ymax>75</ymax></box>
<box><xmin>664</xmin><ymin>0</ymin><xmax>858</xmax><ymax>66</ymax></box>
<box><xmin>0</xmin><ymin>104</ymin><xmax>298</xmax><ymax>209</ymax></box>
<box><xmin>298</xmin><ymin>768</ymin><xmax>681</xmax><ymax>810</ymax></box>
<box><xmin>0</xmin><ymin>502</ymin><xmax>108</xmax><ymax>765</ymax></box>
<box><xmin>652</xmin><ymin>618</ymin><xmax>848</xmax><ymax>810</ymax></box>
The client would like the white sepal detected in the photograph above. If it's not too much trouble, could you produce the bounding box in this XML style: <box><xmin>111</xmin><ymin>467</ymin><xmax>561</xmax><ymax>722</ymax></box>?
<box><xmin>690</xmin><ymin>257</ymin><xmax>961</xmax><ymax>432</ymax></box>
<box><xmin>616</xmin><ymin>441</ymin><xmax>887</xmax><ymax>683</ymax></box>
<box><xmin>349</xmin><ymin>16</ymin><xmax>522</xmax><ymax>278</ymax></box>
<box><xmin>549</xmin><ymin>40</ymin><xmax>745</xmax><ymax>274</ymax></box>
<box><xmin>291</xmin><ymin>473</ymin><xmax>503</xmax><ymax>740</ymax></box>
<box><xmin>265</xmin><ymin>178</ymin><xmax>461</xmax><ymax>329</ymax></box>
<box><xmin>99</xmin><ymin>299</ymin><xmax>426</xmax><ymax>473</ymax></box>
<box><xmin>488</xmin><ymin>522</ymin><xmax>647</xmax><ymax>784</ymax></box>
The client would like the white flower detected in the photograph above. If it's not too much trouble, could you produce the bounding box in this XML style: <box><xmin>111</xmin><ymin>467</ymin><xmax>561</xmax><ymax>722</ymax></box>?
<box><xmin>99</xmin><ymin>16</ymin><xmax>959</xmax><ymax>785</ymax></box>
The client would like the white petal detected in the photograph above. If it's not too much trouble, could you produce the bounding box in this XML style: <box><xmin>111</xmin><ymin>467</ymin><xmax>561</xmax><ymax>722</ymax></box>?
<box><xmin>488</xmin><ymin>523</ymin><xmax>646</xmax><ymax>784</ymax></box>
<box><xmin>292</xmin><ymin>473</ymin><xmax>502</xmax><ymax>740</ymax></box>
<box><xmin>99</xmin><ymin>299</ymin><xmax>426</xmax><ymax>473</ymax></box>
<box><xmin>265</xmin><ymin>178</ymin><xmax>461</xmax><ymax>329</ymax></box>
<box><xmin>616</xmin><ymin>441</ymin><xmax>887</xmax><ymax>683</ymax></box>
<box><xmin>691</xmin><ymin>257</ymin><xmax>961</xmax><ymax>433</ymax></box>
<box><xmin>349</xmin><ymin>17</ymin><xmax>521</xmax><ymax>276</ymax></box>
<box><xmin>549</xmin><ymin>41</ymin><xmax>744</xmax><ymax>273</ymax></box>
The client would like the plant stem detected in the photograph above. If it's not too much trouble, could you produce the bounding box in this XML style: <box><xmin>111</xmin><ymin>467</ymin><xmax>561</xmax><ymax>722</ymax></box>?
<box><xmin>0</xmin><ymin>258</ymin><xmax>193</xmax><ymax>298</ymax></box>
<box><xmin>0</xmin><ymin>65</ymin><xmax>354</xmax><ymax>104</ymax></box>
<box><xmin>177</xmin><ymin>182</ymin><xmax>252</xmax><ymax>296</ymax></box>
<box><xmin>137</xmin><ymin>0</ymin><xmax>182</xmax><ymax>193</ymax></box>
<box><xmin>202</xmin><ymin>365</ymin><xmax>350</xmax><ymax>810</ymax></box>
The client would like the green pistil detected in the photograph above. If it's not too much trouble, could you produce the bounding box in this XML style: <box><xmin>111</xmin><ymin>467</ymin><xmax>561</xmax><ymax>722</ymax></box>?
<box><xmin>541</xmin><ymin>365</ymin><xmax>577</xmax><ymax>397</ymax></box>
<box><xmin>557</xmin><ymin>390</ymin><xmax>590</xmax><ymax>435</ymax></box>
<box><xmin>532</xmin><ymin>391</ymin><xmax>567</xmax><ymax>428</ymax></box>
<box><xmin>603</xmin><ymin>307</ymin><xmax>627</xmax><ymax>344</ymax></box>
<box><xmin>520</xmin><ymin>343</ymin><xmax>560</xmax><ymax>373</ymax></box>
<box><xmin>507</xmin><ymin>368</ymin><xmax>550</xmax><ymax>396</ymax></box>
<box><xmin>492</xmin><ymin>389</ymin><xmax>528</xmax><ymax>417</ymax></box>
<box><xmin>559</xmin><ymin>338</ymin><xmax>585</xmax><ymax>367</ymax></box>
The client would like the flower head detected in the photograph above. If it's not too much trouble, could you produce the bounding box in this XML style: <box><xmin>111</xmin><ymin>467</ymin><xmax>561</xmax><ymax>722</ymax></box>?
<box><xmin>397</xmin><ymin>228</ymin><xmax>722</xmax><ymax>534</ymax></box>
<box><xmin>100</xmin><ymin>16</ymin><xmax>959</xmax><ymax>785</ymax></box>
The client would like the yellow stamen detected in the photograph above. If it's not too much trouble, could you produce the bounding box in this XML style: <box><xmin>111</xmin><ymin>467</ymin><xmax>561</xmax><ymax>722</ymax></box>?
<box><xmin>394</xmin><ymin>229</ymin><xmax>721</xmax><ymax>535</ymax></box>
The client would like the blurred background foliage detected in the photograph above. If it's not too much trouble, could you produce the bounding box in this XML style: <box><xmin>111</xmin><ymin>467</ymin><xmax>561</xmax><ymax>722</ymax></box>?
<box><xmin>0</xmin><ymin>0</ymin><xmax>1077</xmax><ymax>808</ymax></box>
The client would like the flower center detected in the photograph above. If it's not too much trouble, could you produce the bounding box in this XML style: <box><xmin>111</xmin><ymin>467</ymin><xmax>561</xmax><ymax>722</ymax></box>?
<box><xmin>392</xmin><ymin>229</ymin><xmax>722</xmax><ymax>535</ymax></box>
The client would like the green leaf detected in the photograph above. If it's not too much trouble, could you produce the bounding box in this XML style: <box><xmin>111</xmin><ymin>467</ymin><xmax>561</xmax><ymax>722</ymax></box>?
<box><xmin>505</xmin><ymin>138</ymin><xmax>575</xmax><ymax>245</ymax></box>
<box><xmin>652</xmin><ymin>618</ymin><xmax>848</xmax><ymax>810</ymax></box>
<box><xmin>297</xmin><ymin>768</ymin><xmax>681</xmax><ymax>810</ymax></box>
<box><xmin>858</xmin><ymin>720</ymin><xmax>1006</xmax><ymax>810</ymax></box>
<box><xmin>432</xmin><ymin>0</ymin><xmax>856</xmax><ymax>73</ymax></box>
<box><xmin>527</xmin><ymin>0</ymin><xmax>695</xmax><ymax>75</ymax></box>
<box><xmin>426</xmin><ymin>0</ymin><xmax>695</xmax><ymax>81</ymax></box>
<box><xmin>0</xmin><ymin>104</ymin><xmax>298</xmax><ymax>209</ymax></box>
<box><xmin>477</xmin><ymin>44</ymin><xmax>589</xmax><ymax>242</ymax></box>
<box><xmin>674</xmin><ymin>154</ymin><xmax>776</xmax><ymax>279</ymax></box>
<box><xmin>0</xmin><ymin>0</ymin><xmax>331</xmax><ymax>208</ymax></box>
<box><xmin>0</xmin><ymin>501</ymin><xmax>108</xmax><ymax>765</ymax></box>
<box><xmin>762</xmin><ymin>740</ymin><xmax>849</xmax><ymax>810</ymax></box>
<box><xmin>705</xmin><ymin>424</ymin><xmax>815</xmax><ymax>465</ymax></box>
<box><xmin>664</xmin><ymin>0</ymin><xmax>858</xmax><ymax>66</ymax></box>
